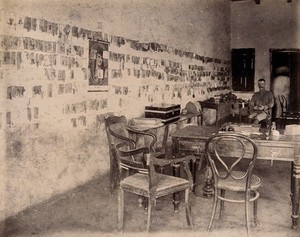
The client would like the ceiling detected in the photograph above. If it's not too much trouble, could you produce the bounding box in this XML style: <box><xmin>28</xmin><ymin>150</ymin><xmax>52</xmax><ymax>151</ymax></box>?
<box><xmin>231</xmin><ymin>0</ymin><xmax>292</xmax><ymax>4</ymax></box>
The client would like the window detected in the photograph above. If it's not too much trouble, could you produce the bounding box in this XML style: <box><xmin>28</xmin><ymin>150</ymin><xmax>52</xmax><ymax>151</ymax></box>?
<box><xmin>231</xmin><ymin>48</ymin><xmax>255</xmax><ymax>92</ymax></box>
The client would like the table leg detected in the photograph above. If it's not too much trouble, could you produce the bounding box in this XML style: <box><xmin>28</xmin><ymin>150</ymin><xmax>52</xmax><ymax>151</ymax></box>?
<box><xmin>189</xmin><ymin>157</ymin><xmax>201</xmax><ymax>193</ymax></box>
<box><xmin>173</xmin><ymin>163</ymin><xmax>181</xmax><ymax>212</ymax></box>
<box><xmin>291</xmin><ymin>162</ymin><xmax>300</xmax><ymax>229</ymax></box>
<box><xmin>194</xmin><ymin>155</ymin><xmax>204</xmax><ymax>196</ymax></box>
<box><xmin>162</xmin><ymin>125</ymin><xmax>170</xmax><ymax>152</ymax></box>
<box><xmin>239</xmin><ymin>106</ymin><xmax>242</xmax><ymax>123</ymax></box>
<box><xmin>172</xmin><ymin>157</ymin><xmax>201</xmax><ymax>209</ymax></box>
<box><xmin>197</xmin><ymin>115</ymin><xmax>201</xmax><ymax>125</ymax></box>
<box><xmin>110</xmin><ymin>148</ymin><xmax>120</xmax><ymax>194</ymax></box>
<box><xmin>202</xmin><ymin>162</ymin><xmax>214</xmax><ymax>198</ymax></box>
<box><xmin>190</xmin><ymin>158</ymin><xmax>196</xmax><ymax>192</ymax></box>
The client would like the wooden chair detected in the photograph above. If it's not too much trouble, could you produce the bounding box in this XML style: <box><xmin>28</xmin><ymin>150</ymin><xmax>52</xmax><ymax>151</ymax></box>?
<box><xmin>282</xmin><ymin>111</ymin><xmax>300</xmax><ymax>126</ymax></box>
<box><xmin>115</xmin><ymin>141</ymin><xmax>196</xmax><ymax>232</ymax></box>
<box><xmin>105</xmin><ymin>115</ymin><xmax>158</xmax><ymax>194</ymax></box>
<box><xmin>205</xmin><ymin>133</ymin><xmax>261</xmax><ymax>237</ymax></box>
<box><xmin>279</xmin><ymin>95</ymin><xmax>300</xmax><ymax>128</ymax></box>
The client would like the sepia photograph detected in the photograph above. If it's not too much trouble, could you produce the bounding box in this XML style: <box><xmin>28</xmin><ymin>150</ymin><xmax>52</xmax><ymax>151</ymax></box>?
<box><xmin>0</xmin><ymin>0</ymin><xmax>299</xmax><ymax>237</ymax></box>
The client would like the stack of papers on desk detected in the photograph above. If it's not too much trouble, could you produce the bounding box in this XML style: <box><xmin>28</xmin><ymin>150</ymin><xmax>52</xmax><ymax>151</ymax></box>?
<box><xmin>130</xmin><ymin>117</ymin><xmax>164</xmax><ymax>130</ymax></box>
<box><xmin>219</xmin><ymin>130</ymin><xmax>263</xmax><ymax>137</ymax></box>
<box><xmin>230</xmin><ymin>124</ymin><xmax>260</xmax><ymax>133</ymax></box>
<box><xmin>285</xmin><ymin>125</ymin><xmax>300</xmax><ymax>135</ymax></box>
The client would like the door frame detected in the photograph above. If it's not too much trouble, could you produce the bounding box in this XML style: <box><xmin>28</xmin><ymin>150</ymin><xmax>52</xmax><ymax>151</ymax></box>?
<box><xmin>270</xmin><ymin>48</ymin><xmax>300</xmax><ymax>81</ymax></box>
<box><xmin>269</xmin><ymin>48</ymin><xmax>300</xmax><ymax>117</ymax></box>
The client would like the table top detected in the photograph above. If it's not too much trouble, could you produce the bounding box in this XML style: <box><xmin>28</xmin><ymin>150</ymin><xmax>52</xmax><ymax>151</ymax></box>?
<box><xmin>170</xmin><ymin>125</ymin><xmax>300</xmax><ymax>145</ymax></box>
<box><xmin>171</xmin><ymin>125</ymin><xmax>218</xmax><ymax>139</ymax></box>
<box><xmin>128</xmin><ymin>113</ymin><xmax>201</xmax><ymax>131</ymax></box>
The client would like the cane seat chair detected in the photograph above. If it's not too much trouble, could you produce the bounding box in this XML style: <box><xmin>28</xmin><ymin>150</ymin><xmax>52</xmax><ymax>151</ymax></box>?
<box><xmin>115</xmin><ymin>141</ymin><xmax>196</xmax><ymax>232</ymax></box>
<box><xmin>205</xmin><ymin>133</ymin><xmax>261</xmax><ymax>237</ymax></box>
<box><xmin>105</xmin><ymin>115</ymin><xmax>158</xmax><ymax>193</ymax></box>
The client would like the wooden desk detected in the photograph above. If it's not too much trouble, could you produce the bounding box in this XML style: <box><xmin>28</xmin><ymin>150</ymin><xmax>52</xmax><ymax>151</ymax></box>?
<box><xmin>199</xmin><ymin>101</ymin><xmax>231</xmax><ymax>126</ymax></box>
<box><xmin>129</xmin><ymin>113</ymin><xmax>201</xmax><ymax>152</ymax></box>
<box><xmin>171</xmin><ymin>125</ymin><xmax>300</xmax><ymax>229</ymax></box>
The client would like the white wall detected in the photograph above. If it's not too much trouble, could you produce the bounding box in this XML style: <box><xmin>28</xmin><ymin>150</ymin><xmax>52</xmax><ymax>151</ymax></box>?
<box><xmin>231</xmin><ymin>0</ymin><xmax>300</xmax><ymax>99</ymax></box>
<box><xmin>0</xmin><ymin>0</ymin><xmax>231</xmax><ymax>220</ymax></box>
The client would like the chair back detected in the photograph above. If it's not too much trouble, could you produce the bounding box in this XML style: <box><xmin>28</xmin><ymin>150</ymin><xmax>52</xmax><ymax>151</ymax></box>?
<box><xmin>205</xmin><ymin>133</ymin><xmax>258</xmax><ymax>186</ymax></box>
<box><xmin>279</xmin><ymin>94</ymin><xmax>300</xmax><ymax>127</ymax></box>
<box><xmin>114</xmin><ymin>142</ymin><xmax>148</xmax><ymax>173</ymax></box>
<box><xmin>278</xmin><ymin>94</ymin><xmax>288</xmax><ymax>113</ymax></box>
<box><xmin>105</xmin><ymin>115</ymin><xmax>133</xmax><ymax>149</ymax></box>
<box><xmin>105</xmin><ymin>115</ymin><xmax>150</xmax><ymax>173</ymax></box>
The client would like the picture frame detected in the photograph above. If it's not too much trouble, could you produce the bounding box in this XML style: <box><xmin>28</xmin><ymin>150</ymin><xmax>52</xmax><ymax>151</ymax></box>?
<box><xmin>88</xmin><ymin>40</ymin><xmax>109</xmax><ymax>92</ymax></box>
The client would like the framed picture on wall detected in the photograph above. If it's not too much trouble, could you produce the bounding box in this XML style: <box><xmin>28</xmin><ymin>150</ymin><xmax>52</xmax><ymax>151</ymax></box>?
<box><xmin>88</xmin><ymin>40</ymin><xmax>109</xmax><ymax>92</ymax></box>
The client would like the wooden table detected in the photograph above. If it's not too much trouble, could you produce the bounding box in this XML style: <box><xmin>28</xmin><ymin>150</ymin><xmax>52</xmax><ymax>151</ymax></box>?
<box><xmin>199</xmin><ymin>101</ymin><xmax>232</xmax><ymax>126</ymax></box>
<box><xmin>171</xmin><ymin>125</ymin><xmax>300</xmax><ymax>229</ymax></box>
<box><xmin>129</xmin><ymin>113</ymin><xmax>201</xmax><ymax>152</ymax></box>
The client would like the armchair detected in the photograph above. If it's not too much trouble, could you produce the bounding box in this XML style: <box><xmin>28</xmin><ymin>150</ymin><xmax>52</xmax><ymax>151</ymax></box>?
<box><xmin>115</xmin><ymin>142</ymin><xmax>196</xmax><ymax>232</ymax></box>
<box><xmin>105</xmin><ymin>115</ymin><xmax>159</xmax><ymax>193</ymax></box>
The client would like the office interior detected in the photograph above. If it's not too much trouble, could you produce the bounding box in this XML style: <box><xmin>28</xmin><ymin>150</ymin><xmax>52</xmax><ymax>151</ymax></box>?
<box><xmin>0</xmin><ymin>0</ymin><xmax>300</xmax><ymax>236</ymax></box>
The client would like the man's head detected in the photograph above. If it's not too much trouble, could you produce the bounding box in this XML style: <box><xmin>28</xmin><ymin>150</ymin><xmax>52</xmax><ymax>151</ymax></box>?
<box><xmin>258</xmin><ymin>78</ymin><xmax>266</xmax><ymax>91</ymax></box>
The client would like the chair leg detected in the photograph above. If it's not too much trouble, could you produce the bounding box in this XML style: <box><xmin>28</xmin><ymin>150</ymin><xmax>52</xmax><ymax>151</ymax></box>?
<box><xmin>185</xmin><ymin>189</ymin><xmax>193</xmax><ymax>229</ymax></box>
<box><xmin>143</xmin><ymin>197</ymin><xmax>148</xmax><ymax>211</ymax></box>
<box><xmin>207</xmin><ymin>188</ymin><xmax>218</xmax><ymax>233</ymax></box>
<box><xmin>118</xmin><ymin>188</ymin><xmax>124</xmax><ymax>232</ymax></box>
<box><xmin>245</xmin><ymin>190</ymin><xmax>251</xmax><ymax>237</ymax></box>
<box><xmin>253</xmin><ymin>199</ymin><xmax>258</xmax><ymax>226</ymax></box>
<box><xmin>123</xmin><ymin>169</ymin><xmax>130</xmax><ymax>186</ymax></box>
<box><xmin>219</xmin><ymin>189</ymin><xmax>225</xmax><ymax>219</ymax></box>
<box><xmin>147</xmin><ymin>196</ymin><xmax>155</xmax><ymax>231</ymax></box>
<box><xmin>138</xmin><ymin>196</ymin><xmax>143</xmax><ymax>207</ymax></box>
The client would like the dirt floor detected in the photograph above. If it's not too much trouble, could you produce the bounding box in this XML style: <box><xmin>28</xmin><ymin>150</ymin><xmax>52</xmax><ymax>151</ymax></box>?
<box><xmin>0</xmin><ymin>159</ymin><xmax>299</xmax><ymax>237</ymax></box>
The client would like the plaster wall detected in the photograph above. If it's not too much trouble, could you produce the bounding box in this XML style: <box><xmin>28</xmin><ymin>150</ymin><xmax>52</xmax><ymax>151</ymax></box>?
<box><xmin>231</xmin><ymin>0</ymin><xmax>300</xmax><ymax>100</ymax></box>
<box><xmin>0</xmin><ymin>0</ymin><xmax>231</xmax><ymax>220</ymax></box>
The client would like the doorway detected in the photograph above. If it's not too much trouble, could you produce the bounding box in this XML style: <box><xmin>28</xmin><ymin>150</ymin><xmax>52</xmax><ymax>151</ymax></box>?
<box><xmin>270</xmin><ymin>49</ymin><xmax>300</xmax><ymax>120</ymax></box>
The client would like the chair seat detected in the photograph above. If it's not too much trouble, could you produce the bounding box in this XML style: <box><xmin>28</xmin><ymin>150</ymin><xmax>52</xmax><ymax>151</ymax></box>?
<box><xmin>217</xmin><ymin>171</ymin><xmax>262</xmax><ymax>192</ymax></box>
<box><xmin>120</xmin><ymin>173</ymin><xmax>189</xmax><ymax>197</ymax></box>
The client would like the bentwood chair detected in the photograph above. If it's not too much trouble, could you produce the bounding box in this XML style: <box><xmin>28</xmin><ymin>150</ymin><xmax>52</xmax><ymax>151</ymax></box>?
<box><xmin>205</xmin><ymin>133</ymin><xmax>261</xmax><ymax>237</ymax></box>
<box><xmin>279</xmin><ymin>95</ymin><xmax>300</xmax><ymax>128</ymax></box>
<box><xmin>105</xmin><ymin>115</ymin><xmax>158</xmax><ymax>194</ymax></box>
<box><xmin>115</xmin><ymin>142</ymin><xmax>196</xmax><ymax>232</ymax></box>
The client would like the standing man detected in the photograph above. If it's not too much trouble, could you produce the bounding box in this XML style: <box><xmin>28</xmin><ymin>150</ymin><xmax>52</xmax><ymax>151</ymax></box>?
<box><xmin>248</xmin><ymin>78</ymin><xmax>274</xmax><ymax>124</ymax></box>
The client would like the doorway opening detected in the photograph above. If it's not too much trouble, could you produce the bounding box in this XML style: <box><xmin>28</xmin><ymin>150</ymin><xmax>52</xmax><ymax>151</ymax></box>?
<box><xmin>270</xmin><ymin>49</ymin><xmax>300</xmax><ymax>123</ymax></box>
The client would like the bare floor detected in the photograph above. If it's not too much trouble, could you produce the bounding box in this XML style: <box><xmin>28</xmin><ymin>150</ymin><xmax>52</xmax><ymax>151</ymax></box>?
<box><xmin>0</xmin><ymin>159</ymin><xmax>299</xmax><ymax>237</ymax></box>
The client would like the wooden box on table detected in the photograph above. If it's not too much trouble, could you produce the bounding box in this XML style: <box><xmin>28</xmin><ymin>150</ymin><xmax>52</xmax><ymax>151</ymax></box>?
<box><xmin>145</xmin><ymin>103</ymin><xmax>181</xmax><ymax>123</ymax></box>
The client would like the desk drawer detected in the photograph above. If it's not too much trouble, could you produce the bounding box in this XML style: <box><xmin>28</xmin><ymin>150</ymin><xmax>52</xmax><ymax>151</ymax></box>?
<box><xmin>218</xmin><ymin>103</ymin><xmax>232</xmax><ymax>116</ymax></box>
<box><xmin>258</xmin><ymin>146</ymin><xmax>294</xmax><ymax>160</ymax></box>
<box><xmin>177</xmin><ymin>140</ymin><xmax>206</xmax><ymax>155</ymax></box>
